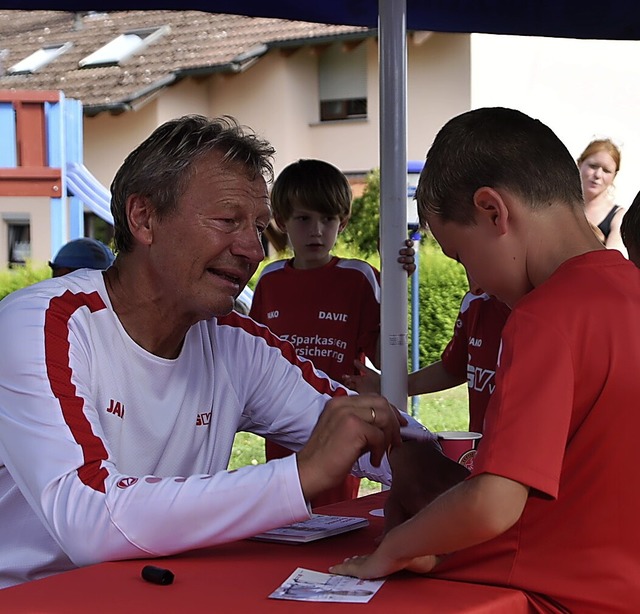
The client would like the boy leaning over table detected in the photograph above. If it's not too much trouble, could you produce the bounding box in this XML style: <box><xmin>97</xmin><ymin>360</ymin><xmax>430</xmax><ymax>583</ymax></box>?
<box><xmin>331</xmin><ymin>107</ymin><xmax>640</xmax><ymax>613</ymax></box>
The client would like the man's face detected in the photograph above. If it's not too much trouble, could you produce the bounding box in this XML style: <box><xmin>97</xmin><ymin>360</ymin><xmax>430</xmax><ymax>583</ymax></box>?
<box><xmin>150</xmin><ymin>151</ymin><xmax>271</xmax><ymax>321</ymax></box>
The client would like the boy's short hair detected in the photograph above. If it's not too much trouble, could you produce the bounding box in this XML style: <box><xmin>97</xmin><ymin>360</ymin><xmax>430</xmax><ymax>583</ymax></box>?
<box><xmin>621</xmin><ymin>190</ymin><xmax>640</xmax><ymax>249</ymax></box>
<box><xmin>416</xmin><ymin>107</ymin><xmax>584</xmax><ymax>226</ymax></box>
<box><xmin>270</xmin><ymin>159</ymin><xmax>352</xmax><ymax>222</ymax></box>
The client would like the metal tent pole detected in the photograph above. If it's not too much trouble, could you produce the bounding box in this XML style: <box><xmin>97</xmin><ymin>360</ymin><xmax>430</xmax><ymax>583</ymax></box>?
<box><xmin>378</xmin><ymin>0</ymin><xmax>408</xmax><ymax>412</ymax></box>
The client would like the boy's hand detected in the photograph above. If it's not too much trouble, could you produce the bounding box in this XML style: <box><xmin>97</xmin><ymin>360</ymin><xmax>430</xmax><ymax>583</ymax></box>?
<box><xmin>398</xmin><ymin>239</ymin><xmax>416</xmax><ymax>276</ymax></box>
<box><xmin>341</xmin><ymin>359</ymin><xmax>381</xmax><ymax>394</ymax></box>
<box><xmin>329</xmin><ymin>548</ymin><xmax>439</xmax><ymax>580</ymax></box>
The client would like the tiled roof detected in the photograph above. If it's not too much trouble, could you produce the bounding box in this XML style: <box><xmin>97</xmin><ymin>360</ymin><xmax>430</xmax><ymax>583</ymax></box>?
<box><xmin>0</xmin><ymin>10</ymin><xmax>371</xmax><ymax>114</ymax></box>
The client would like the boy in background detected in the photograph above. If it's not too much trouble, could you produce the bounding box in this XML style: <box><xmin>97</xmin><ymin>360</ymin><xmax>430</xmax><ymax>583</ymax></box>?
<box><xmin>344</xmin><ymin>274</ymin><xmax>510</xmax><ymax>434</ymax></box>
<box><xmin>250</xmin><ymin>158</ymin><xmax>413</xmax><ymax>507</ymax></box>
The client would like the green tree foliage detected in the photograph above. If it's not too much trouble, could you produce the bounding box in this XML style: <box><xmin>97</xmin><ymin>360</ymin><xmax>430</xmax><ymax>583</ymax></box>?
<box><xmin>337</xmin><ymin>168</ymin><xmax>380</xmax><ymax>257</ymax></box>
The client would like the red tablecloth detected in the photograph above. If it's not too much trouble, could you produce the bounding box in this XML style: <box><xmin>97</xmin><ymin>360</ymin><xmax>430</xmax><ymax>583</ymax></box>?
<box><xmin>0</xmin><ymin>492</ymin><xmax>531</xmax><ymax>613</ymax></box>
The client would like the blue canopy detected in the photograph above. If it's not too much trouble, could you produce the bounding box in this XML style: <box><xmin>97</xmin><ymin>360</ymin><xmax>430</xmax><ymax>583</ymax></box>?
<box><xmin>2</xmin><ymin>1</ymin><xmax>640</xmax><ymax>40</ymax></box>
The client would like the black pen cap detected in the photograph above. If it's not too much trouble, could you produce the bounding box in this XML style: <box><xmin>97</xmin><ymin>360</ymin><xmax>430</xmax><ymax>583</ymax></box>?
<box><xmin>141</xmin><ymin>565</ymin><xmax>175</xmax><ymax>585</ymax></box>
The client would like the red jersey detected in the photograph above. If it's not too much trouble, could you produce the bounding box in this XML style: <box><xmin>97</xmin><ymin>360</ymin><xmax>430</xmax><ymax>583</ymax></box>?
<box><xmin>434</xmin><ymin>250</ymin><xmax>640</xmax><ymax>613</ymax></box>
<box><xmin>441</xmin><ymin>292</ymin><xmax>511</xmax><ymax>432</ymax></box>
<box><xmin>250</xmin><ymin>256</ymin><xmax>380</xmax><ymax>506</ymax></box>
<box><xmin>250</xmin><ymin>256</ymin><xmax>380</xmax><ymax>381</ymax></box>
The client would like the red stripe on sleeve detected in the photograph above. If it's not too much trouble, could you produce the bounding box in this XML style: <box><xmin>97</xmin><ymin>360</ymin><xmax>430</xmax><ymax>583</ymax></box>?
<box><xmin>218</xmin><ymin>312</ymin><xmax>349</xmax><ymax>399</ymax></box>
<box><xmin>44</xmin><ymin>290</ymin><xmax>110</xmax><ymax>493</ymax></box>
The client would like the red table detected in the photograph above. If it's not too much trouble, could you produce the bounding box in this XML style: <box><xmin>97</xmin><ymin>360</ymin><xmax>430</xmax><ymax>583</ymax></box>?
<box><xmin>0</xmin><ymin>492</ymin><xmax>531</xmax><ymax>613</ymax></box>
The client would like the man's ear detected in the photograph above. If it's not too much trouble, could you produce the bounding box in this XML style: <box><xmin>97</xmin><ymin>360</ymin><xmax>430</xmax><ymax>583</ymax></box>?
<box><xmin>473</xmin><ymin>187</ymin><xmax>509</xmax><ymax>235</ymax></box>
<box><xmin>126</xmin><ymin>194</ymin><xmax>154</xmax><ymax>246</ymax></box>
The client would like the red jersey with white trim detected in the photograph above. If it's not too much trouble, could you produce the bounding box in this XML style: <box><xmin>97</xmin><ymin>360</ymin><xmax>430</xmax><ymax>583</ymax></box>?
<box><xmin>433</xmin><ymin>250</ymin><xmax>640</xmax><ymax>612</ymax></box>
<box><xmin>440</xmin><ymin>292</ymin><xmax>511</xmax><ymax>433</ymax></box>
<box><xmin>249</xmin><ymin>256</ymin><xmax>380</xmax><ymax>380</ymax></box>
<box><xmin>0</xmin><ymin>269</ymin><xmax>394</xmax><ymax>588</ymax></box>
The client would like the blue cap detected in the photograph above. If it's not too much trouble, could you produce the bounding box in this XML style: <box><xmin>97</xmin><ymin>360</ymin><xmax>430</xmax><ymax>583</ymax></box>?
<box><xmin>51</xmin><ymin>238</ymin><xmax>114</xmax><ymax>270</ymax></box>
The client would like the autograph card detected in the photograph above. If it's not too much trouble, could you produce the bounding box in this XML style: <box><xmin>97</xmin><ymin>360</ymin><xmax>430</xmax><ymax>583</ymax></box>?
<box><xmin>269</xmin><ymin>567</ymin><xmax>385</xmax><ymax>603</ymax></box>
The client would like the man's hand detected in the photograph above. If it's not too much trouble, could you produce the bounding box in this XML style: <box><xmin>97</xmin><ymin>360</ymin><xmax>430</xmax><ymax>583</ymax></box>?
<box><xmin>341</xmin><ymin>359</ymin><xmax>381</xmax><ymax>394</ymax></box>
<box><xmin>384</xmin><ymin>439</ymin><xmax>469</xmax><ymax>533</ymax></box>
<box><xmin>296</xmin><ymin>394</ymin><xmax>406</xmax><ymax>501</ymax></box>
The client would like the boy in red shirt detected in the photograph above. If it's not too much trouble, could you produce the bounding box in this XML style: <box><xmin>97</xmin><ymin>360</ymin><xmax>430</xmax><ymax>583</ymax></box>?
<box><xmin>344</xmin><ymin>277</ymin><xmax>510</xmax><ymax>434</ymax></box>
<box><xmin>250</xmin><ymin>158</ymin><xmax>414</xmax><ymax>507</ymax></box>
<box><xmin>330</xmin><ymin>107</ymin><xmax>640</xmax><ymax>613</ymax></box>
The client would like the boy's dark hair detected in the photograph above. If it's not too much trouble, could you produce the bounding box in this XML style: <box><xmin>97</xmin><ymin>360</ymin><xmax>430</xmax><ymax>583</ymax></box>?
<box><xmin>416</xmin><ymin>107</ymin><xmax>584</xmax><ymax>226</ymax></box>
<box><xmin>621</xmin><ymin>190</ymin><xmax>640</xmax><ymax>249</ymax></box>
<box><xmin>110</xmin><ymin>114</ymin><xmax>275</xmax><ymax>253</ymax></box>
<box><xmin>270</xmin><ymin>159</ymin><xmax>352</xmax><ymax>222</ymax></box>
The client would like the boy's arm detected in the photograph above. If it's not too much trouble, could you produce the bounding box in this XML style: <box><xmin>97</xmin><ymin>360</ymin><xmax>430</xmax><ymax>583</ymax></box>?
<box><xmin>343</xmin><ymin>359</ymin><xmax>465</xmax><ymax>396</ymax></box>
<box><xmin>408</xmin><ymin>360</ymin><xmax>466</xmax><ymax>396</ymax></box>
<box><xmin>330</xmin><ymin>446</ymin><xmax>528</xmax><ymax>580</ymax></box>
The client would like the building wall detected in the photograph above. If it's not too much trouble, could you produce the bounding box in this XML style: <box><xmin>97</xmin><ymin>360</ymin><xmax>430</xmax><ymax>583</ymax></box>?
<box><xmin>407</xmin><ymin>33</ymin><xmax>471</xmax><ymax>162</ymax></box>
<box><xmin>84</xmin><ymin>102</ymin><xmax>161</xmax><ymax>190</ymax></box>
<box><xmin>83</xmin><ymin>33</ymin><xmax>471</xmax><ymax>189</ymax></box>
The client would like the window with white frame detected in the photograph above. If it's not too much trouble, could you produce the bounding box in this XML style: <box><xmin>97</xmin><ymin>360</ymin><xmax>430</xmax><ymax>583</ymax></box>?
<box><xmin>8</xmin><ymin>43</ymin><xmax>72</xmax><ymax>74</ymax></box>
<box><xmin>4</xmin><ymin>215</ymin><xmax>30</xmax><ymax>266</ymax></box>
<box><xmin>318</xmin><ymin>41</ymin><xmax>367</xmax><ymax>122</ymax></box>
<box><xmin>79</xmin><ymin>26</ymin><xmax>169</xmax><ymax>68</ymax></box>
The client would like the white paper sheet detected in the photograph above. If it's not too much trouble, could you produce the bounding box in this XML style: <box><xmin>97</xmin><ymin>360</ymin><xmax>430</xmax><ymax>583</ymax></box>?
<box><xmin>269</xmin><ymin>567</ymin><xmax>385</xmax><ymax>603</ymax></box>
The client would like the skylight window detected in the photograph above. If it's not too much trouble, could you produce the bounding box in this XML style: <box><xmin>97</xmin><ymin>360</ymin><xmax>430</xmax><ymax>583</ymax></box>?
<box><xmin>9</xmin><ymin>43</ymin><xmax>72</xmax><ymax>74</ymax></box>
<box><xmin>79</xmin><ymin>26</ymin><xmax>169</xmax><ymax>68</ymax></box>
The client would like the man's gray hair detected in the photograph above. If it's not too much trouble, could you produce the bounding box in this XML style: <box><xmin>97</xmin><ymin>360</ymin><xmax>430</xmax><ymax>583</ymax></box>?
<box><xmin>110</xmin><ymin>115</ymin><xmax>275</xmax><ymax>253</ymax></box>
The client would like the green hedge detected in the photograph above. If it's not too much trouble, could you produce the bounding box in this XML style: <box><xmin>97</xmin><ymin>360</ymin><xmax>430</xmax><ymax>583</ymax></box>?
<box><xmin>0</xmin><ymin>263</ymin><xmax>50</xmax><ymax>301</ymax></box>
<box><xmin>411</xmin><ymin>236</ymin><xmax>467</xmax><ymax>369</ymax></box>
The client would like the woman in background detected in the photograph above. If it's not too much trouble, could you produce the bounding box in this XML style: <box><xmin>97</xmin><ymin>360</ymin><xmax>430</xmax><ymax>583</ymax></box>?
<box><xmin>577</xmin><ymin>138</ymin><xmax>626</xmax><ymax>255</ymax></box>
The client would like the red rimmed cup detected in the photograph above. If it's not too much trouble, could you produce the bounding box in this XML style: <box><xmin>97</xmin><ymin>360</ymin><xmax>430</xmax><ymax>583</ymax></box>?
<box><xmin>436</xmin><ymin>431</ymin><xmax>483</xmax><ymax>471</ymax></box>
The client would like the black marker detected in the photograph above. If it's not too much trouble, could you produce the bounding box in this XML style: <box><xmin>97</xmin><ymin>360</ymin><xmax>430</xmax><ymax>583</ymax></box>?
<box><xmin>141</xmin><ymin>565</ymin><xmax>175</xmax><ymax>585</ymax></box>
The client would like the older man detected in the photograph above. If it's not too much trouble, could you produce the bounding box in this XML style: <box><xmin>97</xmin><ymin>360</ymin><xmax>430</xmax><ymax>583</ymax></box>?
<box><xmin>0</xmin><ymin>115</ymin><xmax>429</xmax><ymax>588</ymax></box>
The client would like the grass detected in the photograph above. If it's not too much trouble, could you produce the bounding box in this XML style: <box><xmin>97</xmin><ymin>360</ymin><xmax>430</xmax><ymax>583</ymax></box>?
<box><xmin>228</xmin><ymin>384</ymin><xmax>470</xmax><ymax>496</ymax></box>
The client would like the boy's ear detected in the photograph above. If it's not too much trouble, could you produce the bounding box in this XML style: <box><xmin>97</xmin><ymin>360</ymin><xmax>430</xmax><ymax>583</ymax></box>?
<box><xmin>472</xmin><ymin>187</ymin><xmax>509</xmax><ymax>235</ymax></box>
<box><xmin>338</xmin><ymin>216</ymin><xmax>350</xmax><ymax>233</ymax></box>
